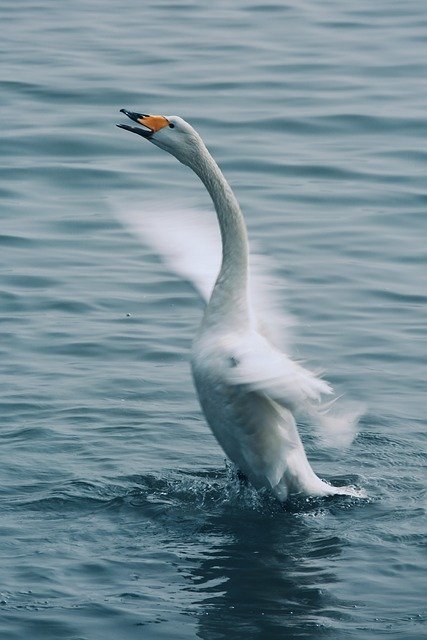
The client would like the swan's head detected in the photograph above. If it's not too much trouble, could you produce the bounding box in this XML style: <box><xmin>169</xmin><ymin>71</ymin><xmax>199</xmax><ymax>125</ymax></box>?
<box><xmin>117</xmin><ymin>109</ymin><xmax>205</xmax><ymax>167</ymax></box>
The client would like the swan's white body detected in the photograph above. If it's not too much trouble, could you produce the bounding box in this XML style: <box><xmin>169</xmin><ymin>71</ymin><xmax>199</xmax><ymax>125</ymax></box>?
<box><xmin>118</xmin><ymin>110</ymin><xmax>362</xmax><ymax>502</ymax></box>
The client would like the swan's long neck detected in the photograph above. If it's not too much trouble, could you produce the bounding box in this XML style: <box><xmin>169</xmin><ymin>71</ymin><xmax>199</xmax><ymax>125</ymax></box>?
<box><xmin>190</xmin><ymin>144</ymin><xmax>250</xmax><ymax>328</ymax></box>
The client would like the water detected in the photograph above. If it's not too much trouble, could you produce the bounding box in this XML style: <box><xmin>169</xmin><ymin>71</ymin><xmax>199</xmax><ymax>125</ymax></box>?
<box><xmin>1</xmin><ymin>0</ymin><xmax>426</xmax><ymax>638</ymax></box>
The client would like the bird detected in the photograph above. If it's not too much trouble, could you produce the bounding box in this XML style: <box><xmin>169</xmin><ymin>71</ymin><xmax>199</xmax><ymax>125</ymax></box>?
<box><xmin>117</xmin><ymin>109</ymin><xmax>363</xmax><ymax>503</ymax></box>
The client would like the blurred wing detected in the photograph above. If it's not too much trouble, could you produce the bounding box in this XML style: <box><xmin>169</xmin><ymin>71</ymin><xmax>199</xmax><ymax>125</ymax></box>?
<box><xmin>224</xmin><ymin>332</ymin><xmax>333</xmax><ymax>409</ymax></box>
<box><xmin>116</xmin><ymin>203</ymin><xmax>220</xmax><ymax>302</ymax></box>
<box><xmin>223</xmin><ymin>333</ymin><xmax>362</xmax><ymax>448</ymax></box>
<box><xmin>113</xmin><ymin>202</ymin><xmax>293</xmax><ymax>349</ymax></box>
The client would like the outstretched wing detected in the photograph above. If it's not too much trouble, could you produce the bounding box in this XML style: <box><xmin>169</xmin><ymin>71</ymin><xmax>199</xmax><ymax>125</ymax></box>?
<box><xmin>116</xmin><ymin>203</ymin><xmax>220</xmax><ymax>301</ymax></box>
<box><xmin>114</xmin><ymin>202</ymin><xmax>293</xmax><ymax>349</ymax></box>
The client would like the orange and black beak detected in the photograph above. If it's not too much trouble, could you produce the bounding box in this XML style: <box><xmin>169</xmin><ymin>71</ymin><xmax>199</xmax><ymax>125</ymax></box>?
<box><xmin>117</xmin><ymin>109</ymin><xmax>170</xmax><ymax>139</ymax></box>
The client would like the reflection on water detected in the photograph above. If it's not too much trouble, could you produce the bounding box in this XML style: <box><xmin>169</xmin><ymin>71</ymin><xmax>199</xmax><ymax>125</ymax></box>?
<box><xmin>126</xmin><ymin>470</ymin><xmax>359</xmax><ymax>639</ymax></box>
<box><xmin>192</xmin><ymin>512</ymin><xmax>345</xmax><ymax>640</ymax></box>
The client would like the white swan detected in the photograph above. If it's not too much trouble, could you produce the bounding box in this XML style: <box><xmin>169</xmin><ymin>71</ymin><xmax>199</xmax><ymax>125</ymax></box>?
<box><xmin>117</xmin><ymin>110</ymin><xmax>363</xmax><ymax>502</ymax></box>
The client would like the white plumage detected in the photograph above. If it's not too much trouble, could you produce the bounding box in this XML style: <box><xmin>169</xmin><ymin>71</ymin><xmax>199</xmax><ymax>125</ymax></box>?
<box><xmin>117</xmin><ymin>110</ymin><xmax>364</xmax><ymax>502</ymax></box>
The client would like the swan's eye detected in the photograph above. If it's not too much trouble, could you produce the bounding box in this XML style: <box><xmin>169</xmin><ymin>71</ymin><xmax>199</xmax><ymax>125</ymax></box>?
<box><xmin>169</xmin><ymin>123</ymin><xmax>175</xmax><ymax>129</ymax></box>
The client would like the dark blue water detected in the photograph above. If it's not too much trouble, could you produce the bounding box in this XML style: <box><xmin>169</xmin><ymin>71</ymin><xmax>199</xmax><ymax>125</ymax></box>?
<box><xmin>1</xmin><ymin>1</ymin><xmax>426</xmax><ymax>638</ymax></box>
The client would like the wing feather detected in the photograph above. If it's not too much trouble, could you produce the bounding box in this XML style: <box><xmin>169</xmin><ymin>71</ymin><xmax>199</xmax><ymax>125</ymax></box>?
<box><xmin>223</xmin><ymin>332</ymin><xmax>333</xmax><ymax>410</ymax></box>
<box><xmin>114</xmin><ymin>202</ymin><xmax>293</xmax><ymax>348</ymax></box>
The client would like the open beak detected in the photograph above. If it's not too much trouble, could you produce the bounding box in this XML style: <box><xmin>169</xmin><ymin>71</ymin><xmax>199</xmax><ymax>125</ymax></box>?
<box><xmin>117</xmin><ymin>109</ymin><xmax>169</xmax><ymax>139</ymax></box>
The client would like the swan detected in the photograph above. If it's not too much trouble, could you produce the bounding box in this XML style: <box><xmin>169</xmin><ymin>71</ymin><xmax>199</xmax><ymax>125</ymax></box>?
<box><xmin>117</xmin><ymin>109</ymin><xmax>363</xmax><ymax>502</ymax></box>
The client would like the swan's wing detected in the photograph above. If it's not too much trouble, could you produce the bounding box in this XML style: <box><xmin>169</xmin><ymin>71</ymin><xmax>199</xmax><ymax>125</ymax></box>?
<box><xmin>224</xmin><ymin>333</ymin><xmax>332</xmax><ymax>408</ymax></box>
<box><xmin>221</xmin><ymin>332</ymin><xmax>361</xmax><ymax>448</ymax></box>
<box><xmin>114</xmin><ymin>202</ymin><xmax>293</xmax><ymax>349</ymax></box>
<box><xmin>115</xmin><ymin>203</ymin><xmax>220</xmax><ymax>302</ymax></box>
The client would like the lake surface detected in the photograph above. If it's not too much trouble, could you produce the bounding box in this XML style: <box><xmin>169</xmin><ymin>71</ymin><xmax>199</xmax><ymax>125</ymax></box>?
<box><xmin>1</xmin><ymin>1</ymin><xmax>426</xmax><ymax>638</ymax></box>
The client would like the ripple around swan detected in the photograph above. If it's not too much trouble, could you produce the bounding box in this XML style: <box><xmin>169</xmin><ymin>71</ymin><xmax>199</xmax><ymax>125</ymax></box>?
<box><xmin>4</xmin><ymin>466</ymin><xmax>371</xmax><ymax>526</ymax></box>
